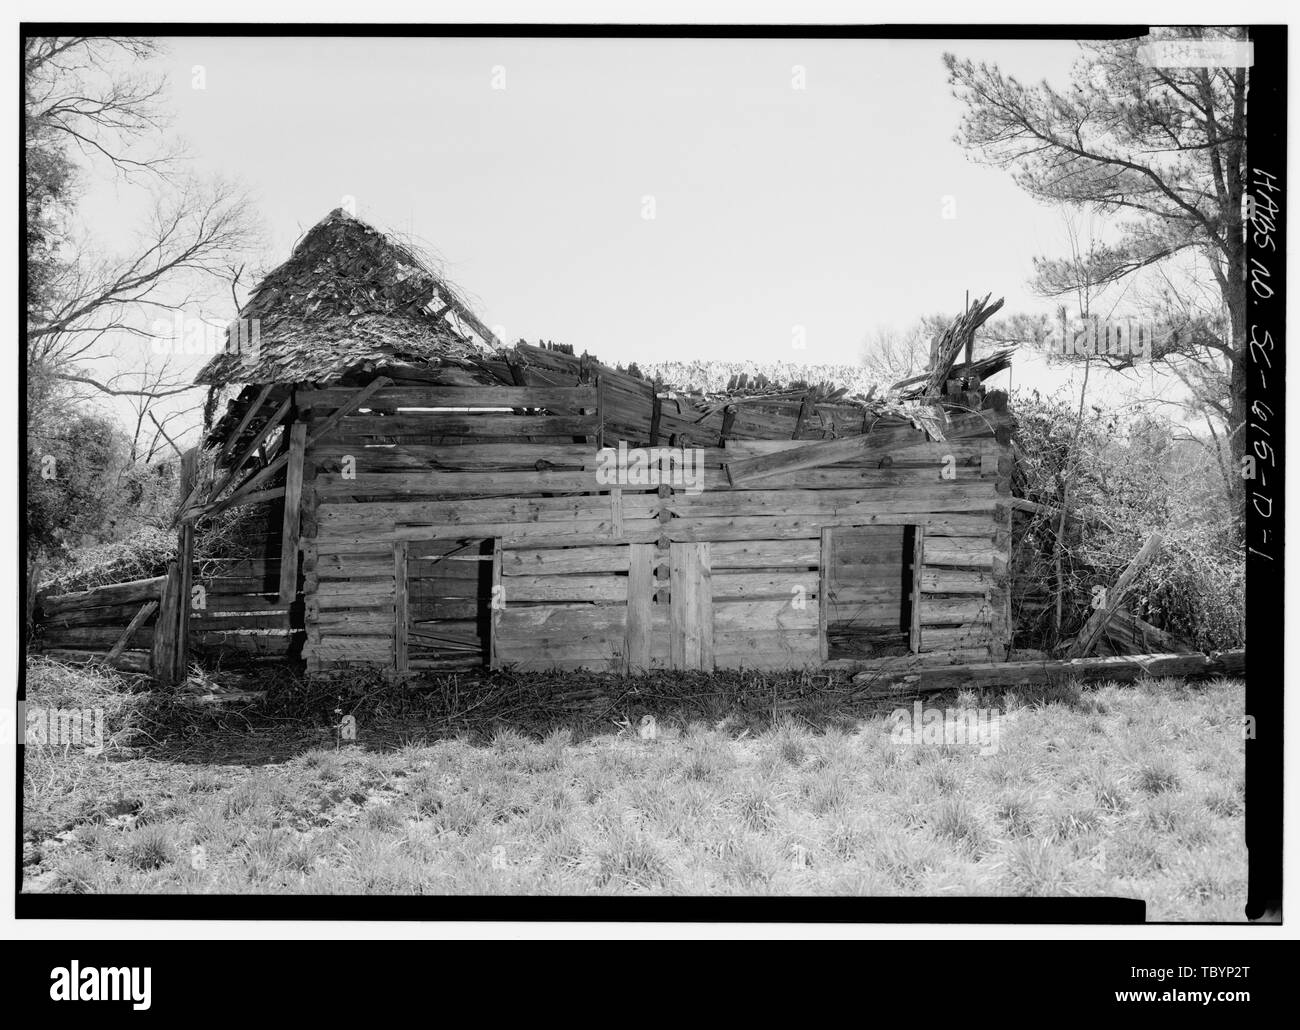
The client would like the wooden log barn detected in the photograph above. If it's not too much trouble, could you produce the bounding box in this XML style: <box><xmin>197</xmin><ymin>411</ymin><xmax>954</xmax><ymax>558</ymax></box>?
<box><xmin>34</xmin><ymin>209</ymin><xmax>1025</xmax><ymax>681</ymax></box>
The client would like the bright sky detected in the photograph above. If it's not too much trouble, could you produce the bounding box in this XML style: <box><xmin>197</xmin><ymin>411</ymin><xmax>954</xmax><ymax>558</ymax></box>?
<box><xmin>75</xmin><ymin>33</ymin><xmax>1193</xmax><ymax>440</ymax></box>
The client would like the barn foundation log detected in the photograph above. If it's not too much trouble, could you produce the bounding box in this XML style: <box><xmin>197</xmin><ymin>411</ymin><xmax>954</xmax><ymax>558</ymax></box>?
<box><xmin>842</xmin><ymin>649</ymin><xmax>1246</xmax><ymax>694</ymax></box>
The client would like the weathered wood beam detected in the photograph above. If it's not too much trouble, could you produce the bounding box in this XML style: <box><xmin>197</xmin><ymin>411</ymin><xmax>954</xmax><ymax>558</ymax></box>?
<box><xmin>432</xmin><ymin>285</ymin><xmax>502</xmax><ymax>350</ymax></box>
<box><xmin>489</xmin><ymin>542</ymin><xmax>503</xmax><ymax>670</ymax></box>
<box><xmin>908</xmin><ymin>526</ymin><xmax>925</xmax><ymax>654</ymax></box>
<box><xmin>724</xmin><ymin>421</ymin><xmax>933</xmax><ymax>486</ymax></box>
<box><xmin>104</xmin><ymin>600</ymin><xmax>159</xmax><ymax>667</ymax></box>
<box><xmin>40</xmin><ymin>576</ymin><xmax>167</xmax><ymax>616</ymax></box>
<box><xmin>44</xmin><ymin>649</ymin><xmax>152</xmax><ymax>674</ymax></box>
<box><xmin>192</xmin><ymin>377</ymin><xmax>392</xmax><ymax>522</ymax></box>
<box><xmin>174</xmin><ymin>450</ymin><xmax>198</xmax><ymax>684</ymax></box>
<box><xmin>218</xmin><ymin>382</ymin><xmax>277</xmax><ymax>464</ymax></box>
<box><xmin>277</xmin><ymin>423</ymin><xmax>308</xmax><ymax>603</ymax></box>
<box><xmin>849</xmin><ymin>649</ymin><xmax>1245</xmax><ymax>693</ymax></box>
<box><xmin>207</xmin><ymin>394</ymin><xmax>293</xmax><ymax>503</ymax></box>
<box><xmin>1067</xmin><ymin>533</ymin><xmax>1164</xmax><ymax>658</ymax></box>
<box><xmin>393</xmin><ymin>540</ymin><xmax>409</xmax><ymax>674</ymax></box>
<box><xmin>151</xmin><ymin>562</ymin><xmax>182</xmax><ymax>684</ymax></box>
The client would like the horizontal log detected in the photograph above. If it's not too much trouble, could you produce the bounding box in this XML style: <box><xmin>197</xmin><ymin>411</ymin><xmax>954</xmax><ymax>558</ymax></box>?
<box><xmin>501</xmin><ymin>574</ymin><xmax>627</xmax><ymax>603</ymax></box>
<box><xmin>189</xmin><ymin>594</ymin><xmax>291</xmax><ymax>614</ymax></box>
<box><xmin>826</xmin><ymin>586</ymin><xmax>903</xmax><ymax>606</ymax></box>
<box><xmin>41</xmin><ymin>625</ymin><xmax>156</xmax><ymax>648</ymax></box>
<box><xmin>40</xmin><ymin>576</ymin><xmax>165</xmax><ymax>616</ymax></box>
<box><xmin>920</xmin><ymin>625</ymin><xmax>994</xmax><ymax>652</ymax></box>
<box><xmin>701</xmin><ymin>465</ymin><xmax>995</xmax><ymax>492</ymax></box>
<box><xmin>709</xmin><ymin>539</ymin><xmax>820</xmax><ymax>568</ymax></box>
<box><xmin>919</xmin><ymin>597</ymin><xmax>993</xmax><ymax>625</ymax></box>
<box><xmin>503</xmin><ymin>544</ymin><xmax>631</xmax><ymax>575</ymax></box>
<box><xmin>309</xmin><ymin>442</ymin><xmax>594</xmax><ymax>472</ymax></box>
<box><xmin>657</xmin><ymin>511</ymin><xmax>995</xmax><ymax>544</ymax></box>
<box><xmin>39</xmin><ymin>601</ymin><xmax>155</xmax><ymax>629</ymax></box>
<box><xmin>317</xmin><ymin>493</ymin><xmax>655</xmax><ymax>528</ymax></box>
<box><xmin>714</xmin><ymin>628</ymin><xmax>819</xmax><ymax>654</ymax></box>
<box><xmin>309</xmin><ymin>636</ymin><xmax>392</xmax><ymax>662</ymax></box>
<box><xmin>723</xmin><ymin>424</ymin><xmax>935</xmax><ymax>485</ymax></box>
<box><xmin>496</xmin><ymin>603</ymin><xmax>627</xmax><ymax>637</ymax></box>
<box><xmin>720</xmin><ymin>439</ymin><xmax>997</xmax><ymax>464</ymax></box>
<box><xmin>40</xmin><ymin>648</ymin><xmax>152</xmax><ymax>674</ymax></box>
<box><xmin>922</xmin><ymin>537</ymin><xmax>996</xmax><ymax>567</ymax></box>
<box><xmin>333</xmin><ymin>414</ymin><xmax>598</xmax><ymax>438</ymax></box>
<box><xmin>921</xmin><ymin>568</ymin><xmax>991</xmax><ymax>594</ymax></box>
<box><xmin>408</xmin><ymin>577</ymin><xmax>487</xmax><ymax>600</ymax></box>
<box><xmin>315</xmin><ymin>612</ymin><xmax>397</xmax><ymax>634</ymax></box>
<box><xmin>711</xmin><ymin>571</ymin><xmax>816</xmax><ymax>600</ymax></box>
<box><xmin>299</xmin><ymin>385</ymin><xmax>597</xmax><ymax>411</ymax></box>
<box><xmin>494</xmin><ymin>637</ymin><xmax>626</xmax><ymax>661</ymax></box>
<box><xmin>187</xmin><ymin>613</ymin><xmax>292</xmax><ymax>632</ymax></box>
<box><xmin>668</xmin><ymin>484</ymin><xmax>997</xmax><ymax>519</ymax></box>
<box><xmin>323</xmin><ymin>518</ymin><xmax>657</xmax><ymax>547</ymax></box>
<box><xmin>711</xmin><ymin>599</ymin><xmax>818</xmax><ymax>631</ymax></box>
<box><xmin>314</xmin><ymin>470</ymin><xmax>613</xmax><ymax>499</ymax></box>
<box><xmin>849</xmin><ymin>650</ymin><xmax>1246</xmax><ymax>692</ymax></box>
<box><xmin>193</xmin><ymin>577</ymin><xmax>286</xmax><ymax>596</ymax></box>
<box><xmin>408</xmin><ymin>599</ymin><xmax>486</xmax><ymax>621</ymax></box>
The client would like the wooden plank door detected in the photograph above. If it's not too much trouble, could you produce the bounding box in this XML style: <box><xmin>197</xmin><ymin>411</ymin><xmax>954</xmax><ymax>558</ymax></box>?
<box><xmin>669</xmin><ymin>541</ymin><xmax>713</xmax><ymax>670</ymax></box>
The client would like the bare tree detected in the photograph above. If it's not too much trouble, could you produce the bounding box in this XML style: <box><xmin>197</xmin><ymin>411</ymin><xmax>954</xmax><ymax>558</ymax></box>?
<box><xmin>25</xmin><ymin>36</ymin><xmax>183</xmax><ymax>179</ymax></box>
<box><xmin>28</xmin><ymin>179</ymin><xmax>257</xmax><ymax>399</ymax></box>
<box><xmin>25</xmin><ymin>36</ymin><xmax>259</xmax><ymax>416</ymax></box>
<box><xmin>860</xmin><ymin>323</ymin><xmax>929</xmax><ymax>383</ymax></box>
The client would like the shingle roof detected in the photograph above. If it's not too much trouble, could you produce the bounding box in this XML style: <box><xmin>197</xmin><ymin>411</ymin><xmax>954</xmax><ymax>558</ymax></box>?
<box><xmin>194</xmin><ymin>209</ymin><xmax>496</xmax><ymax>386</ymax></box>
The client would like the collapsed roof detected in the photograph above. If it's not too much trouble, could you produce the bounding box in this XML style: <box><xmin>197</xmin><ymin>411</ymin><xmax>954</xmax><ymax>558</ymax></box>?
<box><xmin>195</xmin><ymin>208</ymin><xmax>500</xmax><ymax>387</ymax></box>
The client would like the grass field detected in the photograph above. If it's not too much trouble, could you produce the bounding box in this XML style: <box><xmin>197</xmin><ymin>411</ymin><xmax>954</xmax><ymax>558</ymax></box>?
<box><xmin>22</xmin><ymin>658</ymin><xmax>1247</xmax><ymax>917</ymax></box>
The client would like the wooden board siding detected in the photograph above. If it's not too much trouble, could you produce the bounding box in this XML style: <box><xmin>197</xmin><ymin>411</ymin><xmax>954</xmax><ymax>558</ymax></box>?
<box><xmin>288</xmin><ymin>382</ymin><xmax>1012</xmax><ymax>672</ymax></box>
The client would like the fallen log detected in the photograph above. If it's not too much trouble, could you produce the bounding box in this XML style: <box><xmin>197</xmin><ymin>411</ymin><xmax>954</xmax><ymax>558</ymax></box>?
<box><xmin>39</xmin><ymin>649</ymin><xmax>152</xmax><ymax>675</ymax></box>
<box><xmin>848</xmin><ymin>649</ymin><xmax>1245</xmax><ymax>694</ymax></box>
<box><xmin>39</xmin><ymin>576</ymin><xmax>167</xmax><ymax>617</ymax></box>
<box><xmin>1068</xmin><ymin>533</ymin><xmax>1164</xmax><ymax>657</ymax></box>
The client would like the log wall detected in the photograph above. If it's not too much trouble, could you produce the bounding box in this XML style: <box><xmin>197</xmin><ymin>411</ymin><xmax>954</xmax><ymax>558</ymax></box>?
<box><xmin>296</xmin><ymin>379</ymin><xmax>1013</xmax><ymax>672</ymax></box>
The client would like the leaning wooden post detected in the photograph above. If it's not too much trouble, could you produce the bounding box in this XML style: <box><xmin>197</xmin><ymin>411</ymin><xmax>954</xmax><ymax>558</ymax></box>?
<box><xmin>152</xmin><ymin>562</ymin><xmax>181</xmax><ymax>684</ymax></box>
<box><xmin>173</xmin><ymin>449</ymin><xmax>198</xmax><ymax>684</ymax></box>
<box><xmin>278</xmin><ymin>422</ymin><xmax>308</xmax><ymax>603</ymax></box>
<box><xmin>1068</xmin><ymin>533</ymin><xmax>1164</xmax><ymax>658</ymax></box>
<box><xmin>908</xmin><ymin>526</ymin><xmax>925</xmax><ymax>654</ymax></box>
<box><xmin>393</xmin><ymin>541</ymin><xmax>409</xmax><ymax>674</ymax></box>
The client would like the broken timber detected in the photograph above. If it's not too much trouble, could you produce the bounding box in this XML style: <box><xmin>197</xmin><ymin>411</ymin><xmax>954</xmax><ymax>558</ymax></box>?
<box><xmin>848</xmin><ymin>649</ymin><xmax>1245</xmax><ymax>694</ymax></box>
<box><xmin>104</xmin><ymin>600</ymin><xmax>159</xmax><ymax>667</ymax></box>
<box><xmin>1068</xmin><ymin>532</ymin><xmax>1164</xmax><ymax>658</ymax></box>
<box><xmin>723</xmin><ymin>420</ymin><xmax>944</xmax><ymax>487</ymax></box>
<box><xmin>191</xmin><ymin>377</ymin><xmax>392</xmax><ymax>522</ymax></box>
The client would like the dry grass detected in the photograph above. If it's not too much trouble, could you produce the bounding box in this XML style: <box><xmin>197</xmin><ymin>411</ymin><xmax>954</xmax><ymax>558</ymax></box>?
<box><xmin>22</xmin><ymin>660</ymin><xmax>1247</xmax><ymax>917</ymax></box>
